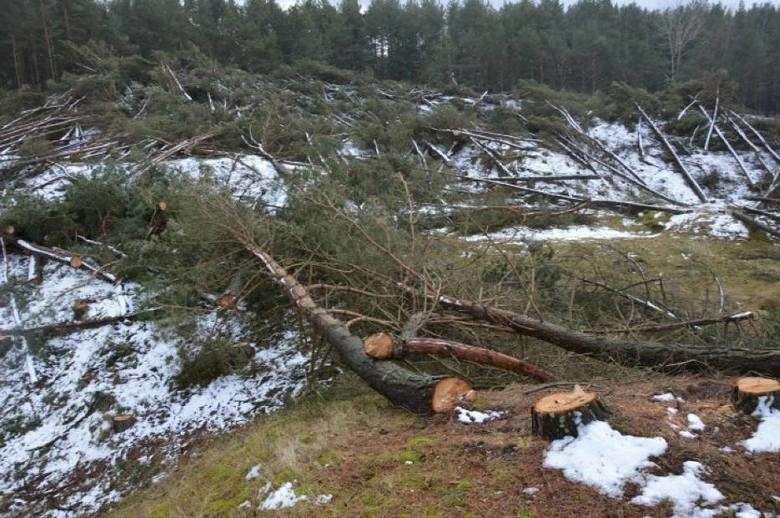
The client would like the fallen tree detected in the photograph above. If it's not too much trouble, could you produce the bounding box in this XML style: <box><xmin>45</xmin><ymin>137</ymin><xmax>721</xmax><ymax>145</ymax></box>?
<box><xmin>241</xmin><ymin>239</ymin><xmax>474</xmax><ymax>414</ymax></box>
<box><xmin>426</xmin><ymin>291</ymin><xmax>780</xmax><ymax>377</ymax></box>
<box><xmin>362</xmin><ymin>332</ymin><xmax>552</xmax><ymax>382</ymax></box>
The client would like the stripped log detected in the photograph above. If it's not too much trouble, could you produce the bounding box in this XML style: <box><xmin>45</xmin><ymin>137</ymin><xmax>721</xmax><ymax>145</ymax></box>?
<box><xmin>729</xmin><ymin>110</ymin><xmax>780</xmax><ymax>163</ymax></box>
<box><xmin>703</xmin><ymin>93</ymin><xmax>719</xmax><ymax>151</ymax></box>
<box><xmin>459</xmin><ymin>175</ymin><xmax>690</xmax><ymax>214</ymax></box>
<box><xmin>727</xmin><ymin>116</ymin><xmax>774</xmax><ymax>176</ymax></box>
<box><xmin>483</xmin><ymin>174</ymin><xmax>601</xmax><ymax>183</ymax></box>
<box><xmin>531</xmin><ymin>387</ymin><xmax>609</xmax><ymax>440</ymax></box>
<box><xmin>730</xmin><ymin>208</ymin><xmax>780</xmax><ymax>239</ymax></box>
<box><xmin>362</xmin><ymin>332</ymin><xmax>552</xmax><ymax>382</ymax></box>
<box><xmin>636</xmin><ymin>103</ymin><xmax>708</xmax><ymax>202</ymax></box>
<box><xmin>696</xmin><ymin>104</ymin><xmax>754</xmax><ymax>188</ymax></box>
<box><xmin>3</xmin><ymin>235</ymin><xmax>118</xmax><ymax>283</ymax></box>
<box><xmin>557</xmin><ymin>133</ymin><xmax>682</xmax><ymax>205</ymax></box>
<box><xmin>731</xmin><ymin>377</ymin><xmax>780</xmax><ymax>414</ymax></box>
<box><xmin>552</xmin><ymin>102</ymin><xmax>647</xmax><ymax>185</ymax></box>
<box><xmin>244</xmin><ymin>242</ymin><xmax>473</xmax><ymax>414</ymax></box>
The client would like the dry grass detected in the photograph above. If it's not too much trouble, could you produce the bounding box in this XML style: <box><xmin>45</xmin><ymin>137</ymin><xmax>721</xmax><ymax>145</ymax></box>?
<box><xmin>110</xmin><ymin>374</ymin><xmax>779</xmax><ymax>517</ymax></box>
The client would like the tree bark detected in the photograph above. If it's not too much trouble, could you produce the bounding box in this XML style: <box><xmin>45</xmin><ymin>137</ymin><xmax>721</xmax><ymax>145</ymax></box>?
<box><xmin>426</xmin><ymin>292</ymin><xmax>780</xmax><ymax>377</ymax></box>
<box><xmin>362</xmin><ymin>332</ymin><xmax>552</xmax><ymax>382</ymax></box>
<box><xmin>38</xmin><ymin>0</ymin><xmax>56</xmax><ymax>79</ymax></box>
<box><xmin>11</xmin><ymin>34</ymin><xmax>23</xmax><ymax>89</ymax></box>
<box><xmin>731</xmin><ymin>377</ymin><xmax>780</xmax><ymax>414</ymax></box>
<box><xmin>531</xmin><ymin>388</ymin><xmax>609</xmax><ymax>440</ymax></box>
<box><xmin>245</xmin><ymin>243</ymin><xmax>472</xmax><ymax>414</ymax></box>
<box><xmin>636</xmin><ymin>103</ymin><xmax>708</xmax><ymax>203</ymax></box>
<box><xmin>2</xmin><ymin>235</ymin><xmax>118</xmax><ymax>284</ymax></box>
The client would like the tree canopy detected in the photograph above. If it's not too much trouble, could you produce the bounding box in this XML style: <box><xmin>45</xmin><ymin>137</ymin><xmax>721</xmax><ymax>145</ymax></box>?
<box><xmin>1</xmin><ymin>0</ymin><xmax>779</xmax><ymax>113</ymax></box>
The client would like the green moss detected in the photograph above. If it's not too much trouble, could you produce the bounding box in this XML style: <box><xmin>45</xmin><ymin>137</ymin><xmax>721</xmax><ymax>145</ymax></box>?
<box><xmin>398</xmin><ymin>450</ymin><xmax>423</xmax><ymax>464</ymax></box>
<box><xmin>406</xmin><ymin>436</ymin><xmax>440</xmax><ymax>450</ymax></box>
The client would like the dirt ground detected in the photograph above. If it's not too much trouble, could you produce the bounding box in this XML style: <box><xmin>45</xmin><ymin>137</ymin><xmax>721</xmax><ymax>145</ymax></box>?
<box><xmin>112</xmin><ymin>375</ymin><xmax>780</xmax><ymax>517</ymax></box>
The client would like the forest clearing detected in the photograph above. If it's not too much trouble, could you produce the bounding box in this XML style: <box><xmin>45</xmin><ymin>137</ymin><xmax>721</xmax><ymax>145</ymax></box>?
<box><xmin>1</xmin><ymin>1</ymin><xmax>780</xmax><ymax>514</ymax></box>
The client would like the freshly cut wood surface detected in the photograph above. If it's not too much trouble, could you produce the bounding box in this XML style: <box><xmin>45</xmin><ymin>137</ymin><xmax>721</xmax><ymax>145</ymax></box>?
<box><xmin>732</xmin><ymin>376</ymin><xmax>780</xmax><ymax>414</ymax></box>
<box><xmin>533</xmin><ymin>390</ymin><xmax>597</xmax><ymax>414</ymax></box>
<box><xmin>432</xmin><ymin>377</ymin><xmax>473</xmax><ymax>413</ymax></box>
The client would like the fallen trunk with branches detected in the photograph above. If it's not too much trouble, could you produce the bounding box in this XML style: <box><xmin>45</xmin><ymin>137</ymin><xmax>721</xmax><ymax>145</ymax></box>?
<box><xmin>242</xmin><ymin>240</ymin><xmax>474</xmax><ymax>414</ymax></box>
<box><xmin>428</xmin><ymin>291</ymin><xmax>780</xmax><ymax>377</ymax></box>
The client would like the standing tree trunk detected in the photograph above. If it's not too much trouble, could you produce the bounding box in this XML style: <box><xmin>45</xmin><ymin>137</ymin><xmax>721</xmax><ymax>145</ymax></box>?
<box><xmin>11</xmin><ymin>34</ymin><xmax>23</xmax><ymax>89</ymax></box>
<box><xmin>38</xmin><ymin>0</ymin><xmax>56</xmax><ymax>79</ymax></box>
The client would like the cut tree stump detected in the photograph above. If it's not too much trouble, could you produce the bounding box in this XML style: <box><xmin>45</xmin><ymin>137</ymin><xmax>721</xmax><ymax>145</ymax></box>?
<box><xmin>112</xmin><ymin>414</ymin><xmax>136</xmax><ymax>433</ymax></box>
<box><xmin>732</xmin><ymin>377</ymin><xmax>780</xmax><ymax>414</ymax></box>
<box><xmin>531</xmin><ymin>387</ymin><xmax>609</xmax><ymax>440</ymax></box>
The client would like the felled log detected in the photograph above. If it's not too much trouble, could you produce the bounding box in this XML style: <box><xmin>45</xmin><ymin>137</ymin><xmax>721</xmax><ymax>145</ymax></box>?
<box><xmin>696</xmin><ymin>104</ymin><xmax>754</xmax><ymax>188</ymax></box>
<box><xmin>703</xmin><ymin>93</ymin><xmax>719</xmax><ymax>151</ymax></box>
<box><xmin>635</xmin><ymin>103</ymin><xmax>708</xmax><ymax>202</ymax></box>
<box><xmin>588</xmin><ymin>311</ymin><xmax>753</xmax><ymax>334</ymax></box>
<box><xmin>531</xmin><ymin>387</ymin><xmax>609</xmax><ymax>440</ymax></box>
<box><xmin>729</xmin><ymin>110</ymin><xmax>780</xmax><ymax>163</ymax></box>
<box><xmin>245</xmin><ymin>243</ymin><xmax>473</xmax><ymax>414</ymax></box>
<box><xmin>731</xmin><ymin>377</ymin><xmax>779</xmax><ymax>414</ymax></box>
<box><xmin>459</xmin><ymin>175</ymin><xmax>690</xmax><ymax>214</ymax></box>
<box><xmin>485</xmin><ymin>174</ymin><xmax>601</xmax><ymax>183</ymax></box>
<box><xmin>730</xmin><ymin>208</ymin><xmax>780</xmax><ymax>239</ymax></box>
<box><xmin>2</xmin><ymin>235</ymin><xmax>118</xmax><ymax>284</ymax></box>
<box><xmin>425</xmin><ymin>291</ymin><xmax>780</xmax><ymax>377</ymax></box>
<box><xmin>0</xmin><ymin>308</ymin><xmax>160</xmax><ymax>338</ymax></box>
<box><xmin>362</xmin><ymin>332</ymin><xmax>552</xmax><ymax>382</ymax></box>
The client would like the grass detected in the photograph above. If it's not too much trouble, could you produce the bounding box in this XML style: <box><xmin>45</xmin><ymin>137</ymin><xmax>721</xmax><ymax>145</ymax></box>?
<box><xmin>110</xmin><ymin>374</ymin><xmax>780</xmax><ymax>517</ymax></box>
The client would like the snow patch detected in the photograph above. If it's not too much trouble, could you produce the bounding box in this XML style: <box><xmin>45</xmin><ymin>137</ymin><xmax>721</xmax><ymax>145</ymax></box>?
<box><xmin>686</xmin><ymin>413</ymin><xmax>705</xmax><ymax>432</ymax></box>
<box><xmin>454</xmin><ymin>406</ymin><xmax>506</xmax><ymax>424</ymax></box>
<box><xmin>542</xmin><ymin>417</ymin><xmax>667</xmax><ymax>497</ymax></box>
<box><xmin>742</xmin><ymin>396</ymin><xmax>780</xmax><ymax>453</ymax></box>
<box><xmin>0</xmin><ymin>256</ymin><xmax>309</xmax><ymax>515</ymax></box>
<box><xmin>631</xmin><ymin>461</ymin><xmax>723</xmax><ymax>517</ymax></box>
<box><xmin>245</xmin><ymin>464</ymin><xmax>262</xmax><ymax>480</ymax></box>
<box><xmin>259</xmin><ymin>482</ymin><xmax>307</xmax><ymax>510</ymax></box>
<box><xmin>652</xmin><ymin>392</ymin><xmax>684</xmax><ymax>403</ymax></box>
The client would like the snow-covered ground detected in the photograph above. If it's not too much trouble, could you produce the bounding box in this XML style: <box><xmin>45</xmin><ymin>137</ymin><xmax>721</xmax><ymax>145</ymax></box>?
<box><xmin>543</xmin><ymin>414</ymin><xmax>773</xmax><ymax>517</ymax></box>
<box><xmin>0</xmin><ymin>253</ymin><xmax>309</xmax><ymax>516</ymax></box>
<box><xmin>439</xmin><ymin>113</ymin><xmax>773</xmax><ymax>243</ymax></box>
<box><xmin>0</xmin><ymin>153</ymin><xmax>308</xmax><ymax>516</ymax></box>
<box><xmin>10</xmin><ymin>153</ymin><xmax>290</xmax><ymax>210</ymax></box>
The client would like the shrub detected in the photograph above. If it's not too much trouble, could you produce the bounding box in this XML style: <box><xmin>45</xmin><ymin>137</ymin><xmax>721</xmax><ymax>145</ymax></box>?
<box><xmin>174</xmin><ymin>337</ymin><xmax>253</xmax><ymax>389</ymax></box>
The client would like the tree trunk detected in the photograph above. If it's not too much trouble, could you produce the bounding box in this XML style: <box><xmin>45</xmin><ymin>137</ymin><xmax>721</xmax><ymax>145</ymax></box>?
<box><xmin>245</xmin><ymin>243</ymin><xmax>472</xmax><ymax>414</ymax></box>
<box><xmin>531</xmin><ymin>388</ymin><xmax>609</xmax><ymax>440</ymax></box>
<box><xmin>11</xmin><ymin>34</ymin><xmax>23</xmax><ymax>89</ymax></box>
<box><xmin>636</xmin><ymin>103</ymin><xmax>708</xmax><ymax>203</ymax></box>
<box><xmin>363</xmin><ymin>332</ymin><xmax>552</xmax><ymax>382</ymax></box>
<box><xmin>38</xmin><ymin>0</ymin><xmax>56</xmax><ymax>79</ymax></box>
<box><xmin>731</xmin><ymin>377</ymin><xmax>780</xmax><ymax>414</ymax></box>
<box><xmin>427</xmin><ymin>292</ymin><xmax>780</xmax><ymax>377</ymax></box>
<box><xmin>2</xmin><ymin>235</ymin><xmax>118</xmax><ymax>284</ymax></box>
